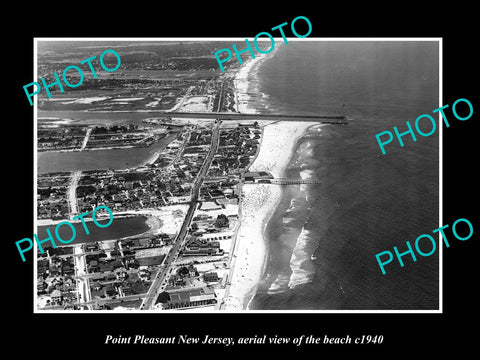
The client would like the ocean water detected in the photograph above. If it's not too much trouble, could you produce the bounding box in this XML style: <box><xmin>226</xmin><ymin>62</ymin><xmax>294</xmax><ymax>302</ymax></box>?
<box><xmin>248</xmin><ymin>41</ymin><xmax>440</xmax><ymax>310</ymax></box>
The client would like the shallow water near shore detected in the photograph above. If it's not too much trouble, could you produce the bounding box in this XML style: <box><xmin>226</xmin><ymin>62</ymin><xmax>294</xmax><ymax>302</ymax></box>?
<box><xmin>249</xmin><ymin>41</ymin><xmax>440</xmax><ymax>310</ymax></box>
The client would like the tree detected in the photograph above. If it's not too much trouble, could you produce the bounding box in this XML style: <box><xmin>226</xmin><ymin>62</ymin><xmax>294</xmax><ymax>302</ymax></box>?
<box><xmin>178</xmin><ymin>266</ymin><xmax>189</xmax><ymax>277</ymax></box>
<box><xmin>215</xmin><ymin>214</ymin><xmax>229</xmax><ymax>228</ymax></box>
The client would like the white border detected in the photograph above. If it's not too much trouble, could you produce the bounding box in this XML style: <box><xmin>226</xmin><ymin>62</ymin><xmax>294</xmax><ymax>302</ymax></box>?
<box><xmin>438</xmin><ymin>39</ymin><xmax>443</xmax><ymax>314</ymax></box>
<box><xmin>33</xmin><ymin>37</ymin><xmax>443</xmax><ymax>314</ymax></box>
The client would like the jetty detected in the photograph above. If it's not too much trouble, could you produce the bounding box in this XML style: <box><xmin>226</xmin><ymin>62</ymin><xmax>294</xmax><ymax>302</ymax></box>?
<box><xmin>166</xmin><ymin>111</ymin><xmax>349</xmax><ymax>124</ymax></box>
<box><xmin>38</xmin><ymin>110</ymin><xmax>349</xmax><ymax>125</ymax></box>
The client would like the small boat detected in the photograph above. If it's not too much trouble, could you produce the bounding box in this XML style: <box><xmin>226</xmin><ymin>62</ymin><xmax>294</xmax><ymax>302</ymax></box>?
<box><xmin>311</xmin><ymin>243</ymin><xmax>321</xmax><ymax>260</ymax></box>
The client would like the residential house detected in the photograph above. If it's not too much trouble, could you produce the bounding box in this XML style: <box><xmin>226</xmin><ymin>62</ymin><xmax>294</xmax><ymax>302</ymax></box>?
<box><xmin>50</xmin><ymin>289</ymin><xmax>63</xmax><ymax>304</ymax></box>
<box><xmin>203</xmin><ymin>272</ymin><xmax>219</xmax><ymax>283</ymax></box>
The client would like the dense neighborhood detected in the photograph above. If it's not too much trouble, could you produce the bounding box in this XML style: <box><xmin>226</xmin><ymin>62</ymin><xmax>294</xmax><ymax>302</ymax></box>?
<box><xmin>37</xmin><ymin>116</ymin><xmax>263</xmax><ymax>310</ymax></box>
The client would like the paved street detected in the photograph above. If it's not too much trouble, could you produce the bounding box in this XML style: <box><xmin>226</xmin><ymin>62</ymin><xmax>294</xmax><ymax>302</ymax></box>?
<box><xmin>140</xmin><ymin>121</ymin><xmax>221</xmax><ymax>310</ymax></box>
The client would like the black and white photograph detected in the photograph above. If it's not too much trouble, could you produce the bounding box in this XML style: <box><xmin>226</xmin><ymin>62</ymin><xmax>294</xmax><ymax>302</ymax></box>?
<box><xmin>32</xmin><ymin>38</ymin><xmax>441</xmax><ymax>312</ymax></box>
<box><xmin>5</xmin><ymin>6</ymin><xmax>478</xmax><ymax>356</ymax></box>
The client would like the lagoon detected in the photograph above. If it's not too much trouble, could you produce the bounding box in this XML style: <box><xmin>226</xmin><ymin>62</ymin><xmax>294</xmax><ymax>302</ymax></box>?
<box><xmin>37</xmin><ymin>133</ymin><xmax>176</xmax><ymax>174</ymax></box>
<box><xmin>37</xmin><ymin>216</ymin><xmax>150</xmax><ymax>247</ymax></box>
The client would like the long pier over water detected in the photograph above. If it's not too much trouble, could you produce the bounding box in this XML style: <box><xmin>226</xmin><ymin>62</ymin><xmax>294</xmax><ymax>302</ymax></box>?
<box><xmin>167</xmin><ymin>111</ymin><xmax>349</xmax><ymax>124</ymax></box>
<box><xmin>247</xmin><ymin>178</ymin><xmax>321</xmax><ymax>186</ymax></box>
<box><xmin>38</xmin><ymin>110</ymin><xmax>349</xmax><ymax>125</ymax></box>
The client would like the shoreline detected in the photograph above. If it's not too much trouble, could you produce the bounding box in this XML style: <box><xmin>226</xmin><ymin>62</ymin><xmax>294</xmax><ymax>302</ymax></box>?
<box><xmin>244</xmin><ymin>187</ymin><xmax>281</xmax><ymax>309</ymax></box>
<box><xmin>225</xmin><ymin>121</ymin><xmax>313</xmax><ymax>310</ymax></box>
<box><xmin>224</xmin><ymin>43</ymin><xmax>314</xmax><ymax>310</ymax></box>
<box><xmin>233</xmin><ymin>44</ymin><xmax>282</xmax><ymax>114</ymax></box>
<box><xmin>35</xmin><ymin>207</ymin><xmax>186</xmax><ymax>251</ymax></box>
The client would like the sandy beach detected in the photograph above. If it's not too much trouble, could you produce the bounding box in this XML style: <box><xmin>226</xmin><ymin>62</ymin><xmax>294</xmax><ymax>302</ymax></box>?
<box><xmin>113</xmin><ymin>206</ymin><xmax>189</xmax><ymax>236</ymax></box>
<box><xmin>223</xmin><ymin>43</ymin><xmax>314</xmax><ymax>310</ymax></box>
<box><xmin>233</xmin><ymin>43</ymin><xmax>282</xmax><ymax>114</ymax></box>
<box><xmin>225</xmin><ymin>102</ymin><xmax>313</xmax><ymax>310</ymax></box>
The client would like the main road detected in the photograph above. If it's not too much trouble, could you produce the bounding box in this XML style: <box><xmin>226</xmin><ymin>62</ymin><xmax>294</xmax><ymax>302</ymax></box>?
<box><xmin>140</xmin><ymin>121</ymin><xmax>221</xmax><ymax>310</ymax></box>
